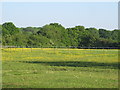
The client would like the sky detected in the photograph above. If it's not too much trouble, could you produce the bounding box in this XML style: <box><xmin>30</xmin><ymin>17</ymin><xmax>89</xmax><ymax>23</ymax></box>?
<box><xmin>1</xmin><ymin>2</ymin><xmax>118</xmax><ymax>30</ymax></box>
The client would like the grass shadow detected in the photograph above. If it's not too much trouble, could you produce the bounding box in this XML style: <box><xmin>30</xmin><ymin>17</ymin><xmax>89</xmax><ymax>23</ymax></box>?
<box><xmin>20</xmin><ymin>61</ymin><xmax>120</xmax><ymax>69</ymax></box>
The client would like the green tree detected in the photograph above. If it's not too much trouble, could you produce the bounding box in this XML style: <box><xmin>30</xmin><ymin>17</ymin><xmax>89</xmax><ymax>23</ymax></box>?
<box><xmin>2</xmin><ymin>22</ymin><xmax>19</xmax><ymax>36</ymax></box>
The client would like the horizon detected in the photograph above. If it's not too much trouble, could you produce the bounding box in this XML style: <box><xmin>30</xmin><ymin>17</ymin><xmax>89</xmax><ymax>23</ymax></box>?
<box><xmin>1</xmin><ymin>22</ymin><xmax>119</xmax><ymax>31</ymax></box>
<box><xmin>1</xmin><ymin>2</ymin><xmax>118</xmax><ymax>30</ymax></box>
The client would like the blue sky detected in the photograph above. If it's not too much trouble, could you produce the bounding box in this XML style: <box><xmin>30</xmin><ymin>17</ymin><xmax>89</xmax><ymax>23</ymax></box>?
<box><xmin>1</xmin><ymin>2</ymin><xmax>118</xmax><ymax>30</ymax></box>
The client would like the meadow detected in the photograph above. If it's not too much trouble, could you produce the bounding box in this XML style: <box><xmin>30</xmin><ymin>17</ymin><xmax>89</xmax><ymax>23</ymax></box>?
<box><xmin>2</xmin><ymin>48</ymin><xmax>119</xmax><ymax>88</ymax></box>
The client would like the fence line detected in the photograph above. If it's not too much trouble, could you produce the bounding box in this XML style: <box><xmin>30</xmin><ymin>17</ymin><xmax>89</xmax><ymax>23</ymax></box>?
<box><xmin>1</xmin><ymin>46</ymin><xmax>120</xmax><ymax>49</ymax></box>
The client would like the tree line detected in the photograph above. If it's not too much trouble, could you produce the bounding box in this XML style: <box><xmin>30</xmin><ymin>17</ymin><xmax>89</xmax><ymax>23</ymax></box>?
<box><xmin>1</xmin><ymin>22</ymin><xmax>120</xmax><ymax>48</ymax></box>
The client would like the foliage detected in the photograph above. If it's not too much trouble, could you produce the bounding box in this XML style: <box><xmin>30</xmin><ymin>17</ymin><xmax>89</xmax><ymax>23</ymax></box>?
<box><xmin>2</xmin><ymin>22</ymin><xmax>120</xmax><ymax>48</ymax></box>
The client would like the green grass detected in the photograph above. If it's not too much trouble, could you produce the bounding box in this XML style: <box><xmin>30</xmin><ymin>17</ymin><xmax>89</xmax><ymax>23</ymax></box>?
<box><xmin>2</xmin><ymin>48</ymin><xmax>119</xmax><ymax>88</ymax></box>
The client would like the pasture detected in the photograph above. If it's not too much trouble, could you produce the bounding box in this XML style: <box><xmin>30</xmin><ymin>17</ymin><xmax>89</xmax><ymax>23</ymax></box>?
<box><xmin>2</xmin><ymin>48</ymin><xmax>119</xmax><ymax>88</ymax></box>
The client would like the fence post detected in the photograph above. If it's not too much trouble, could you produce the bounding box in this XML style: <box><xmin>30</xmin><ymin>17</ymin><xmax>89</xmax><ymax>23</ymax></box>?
<box><xmin>31</xmin><ymin>47</ymin><xmax>32</xmax><ymax>52</ymax></box>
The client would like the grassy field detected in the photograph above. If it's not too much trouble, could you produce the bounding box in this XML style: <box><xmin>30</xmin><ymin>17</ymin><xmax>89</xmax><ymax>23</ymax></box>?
<box><xmin>2</xmin><ymin>48</ymin><xmax>119</xmax><ymax>88</ymax></box>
